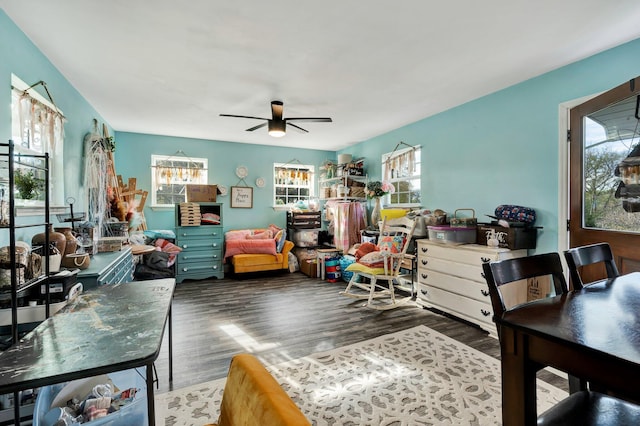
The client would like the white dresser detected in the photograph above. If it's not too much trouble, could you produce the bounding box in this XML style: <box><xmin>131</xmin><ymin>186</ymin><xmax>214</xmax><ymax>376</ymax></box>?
<box><xmin>416</xmin><ymin>239</ymin><xmax>526</xmax><ymax>337</ymax></box>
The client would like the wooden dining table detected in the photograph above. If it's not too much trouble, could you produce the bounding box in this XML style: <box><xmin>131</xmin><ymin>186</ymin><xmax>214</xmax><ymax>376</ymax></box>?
<box><xmin>496</xmin><ymin>271</ymin><xmax>640</xmax><ymax>425</ymax></box>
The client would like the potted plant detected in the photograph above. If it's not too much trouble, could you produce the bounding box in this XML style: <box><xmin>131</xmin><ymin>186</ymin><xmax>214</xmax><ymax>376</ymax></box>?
<box><xmin>14</xmin><ymin>168</ymin><xmax>43</xmax><ymax>200</ymax></box>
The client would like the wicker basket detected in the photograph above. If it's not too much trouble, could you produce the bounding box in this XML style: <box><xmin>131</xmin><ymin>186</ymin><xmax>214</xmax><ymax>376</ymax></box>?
<box><xmin>350</xmin><ymin>187</ymin><xmax>366</xmax><ymax>198</ymax></box>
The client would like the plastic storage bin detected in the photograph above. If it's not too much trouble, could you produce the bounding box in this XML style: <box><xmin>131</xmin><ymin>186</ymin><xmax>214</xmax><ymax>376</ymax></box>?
<box><xmin>291</xmin><ymin>229</ymin><xmax>319</xmax><ymax>247</ymax></box>
<box><xmin>427</xmin><ymin>225</ymin><xmax>476</xmax><ymax>245</ymax></box>
<box><xmin>33</xmin><ymin>368</ymin><xmax>148</xmax><ymax>426</ymax></box>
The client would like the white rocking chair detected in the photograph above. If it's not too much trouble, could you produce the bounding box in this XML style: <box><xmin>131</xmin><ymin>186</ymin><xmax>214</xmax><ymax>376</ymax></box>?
<box><xmin>340</xmin><ymin>216</ymin><xmax>417</xmax><ymax>310</ymax></box>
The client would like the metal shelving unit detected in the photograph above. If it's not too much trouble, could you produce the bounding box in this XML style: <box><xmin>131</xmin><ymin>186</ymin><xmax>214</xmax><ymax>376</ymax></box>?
<box><xmin>0</xmin><ymin>140</ymin><xmax>51</xmax><ymax>425</ymax></box>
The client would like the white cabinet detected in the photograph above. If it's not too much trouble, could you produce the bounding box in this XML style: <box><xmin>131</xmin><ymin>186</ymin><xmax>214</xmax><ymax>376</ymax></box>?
<box><xmin>415</xmin><ymin>239</ymin><xmax>526</xmax><ymax>337</ymax></box>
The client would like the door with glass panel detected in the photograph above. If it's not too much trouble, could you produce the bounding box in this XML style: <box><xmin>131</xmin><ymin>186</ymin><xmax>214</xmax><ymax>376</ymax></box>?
<box><xmin>569</xmin><ymin>76</ymin><xmax>640</xmax><ymax>283</ymax></box>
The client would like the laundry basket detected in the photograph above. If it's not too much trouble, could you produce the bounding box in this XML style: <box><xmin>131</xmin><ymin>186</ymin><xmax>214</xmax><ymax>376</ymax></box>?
<box><xmin>32</xmin><ymin>368</ymin><xmax>148</xmax><ymax>426</ymax></box>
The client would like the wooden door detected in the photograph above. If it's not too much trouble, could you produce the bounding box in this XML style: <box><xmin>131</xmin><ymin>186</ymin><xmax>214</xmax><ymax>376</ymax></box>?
<box><xmin>569</xmin><ymin>76</ymin><xmax>640</xmax><ymax>284</ymax></box>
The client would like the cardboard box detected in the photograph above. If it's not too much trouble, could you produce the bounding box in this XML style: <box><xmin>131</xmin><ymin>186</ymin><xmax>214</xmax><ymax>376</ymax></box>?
<box><xmin>300</xmin><ymin>259</ymin><xmax>317</xmax><ymax>277</ymax></box>
<box><xmin>186</xmin><ymin>185</ymin><xmax>219</xmax><ymax>202</ymax></box>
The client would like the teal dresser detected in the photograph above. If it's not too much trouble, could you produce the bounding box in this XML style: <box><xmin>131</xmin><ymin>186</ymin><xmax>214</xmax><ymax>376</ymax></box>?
<box><xmin>76</xmin><ymin>247</ymin><xmax>134</xmax><ymax>289</ymax></box>
<box><xmin>175</xmin><ymin>202</ymin><xmax>224</xmax><ymax>283</ymax></box>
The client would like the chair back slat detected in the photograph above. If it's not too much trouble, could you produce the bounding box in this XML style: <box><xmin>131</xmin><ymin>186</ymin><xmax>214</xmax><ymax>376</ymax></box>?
<box><xmin>482</xmin><ymin>252</ymin><xmax>569</xmax><ymax>323</ymax></box>
<box><xmin>564</xmin><ymin>243</ymin><xmax>619</xmax><ymax>290</ymax></box>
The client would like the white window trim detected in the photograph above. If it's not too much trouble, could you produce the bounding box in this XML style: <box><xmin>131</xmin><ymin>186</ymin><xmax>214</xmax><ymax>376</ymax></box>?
<box><xmin>273</xmin><ymin>162</ymin><xmax>315</xmax><ymax>210</ymax></box>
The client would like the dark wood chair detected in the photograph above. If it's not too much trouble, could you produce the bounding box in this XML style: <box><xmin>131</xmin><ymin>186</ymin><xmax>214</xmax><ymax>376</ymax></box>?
<box><xmin>483</xmin><ymin>252</ymin><xmax>640</xmax><ymax>425</ymax></box>
<box><xmin>564</xmin><ymin>242</ymin><xmax>619</xmax><ymax>290</ymax></box>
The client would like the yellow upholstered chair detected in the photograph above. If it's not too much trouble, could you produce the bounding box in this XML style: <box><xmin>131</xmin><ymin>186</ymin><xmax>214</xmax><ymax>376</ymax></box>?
<box><xmin>204</xmin><ymin>353</ymin><xmax>310</xmax><ymax>426</ymax></box>
<box><xmin>340</xmin><ymin>216</ymin><xmax>416</xmax><ymax>310</ymax></box>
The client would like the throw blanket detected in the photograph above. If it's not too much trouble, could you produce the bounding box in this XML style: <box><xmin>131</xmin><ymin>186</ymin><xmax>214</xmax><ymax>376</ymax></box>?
<box><xmin>224</xmin><ymin>239</ymin><xmax>277</xmax><ymax>261</ymax></box>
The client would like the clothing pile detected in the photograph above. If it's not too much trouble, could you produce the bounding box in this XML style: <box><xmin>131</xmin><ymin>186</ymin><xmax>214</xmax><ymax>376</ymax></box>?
<box><xmin>42</xmin><ymin>383</ymin><xmax>137</xmax><ymax>425</ymax></box>
<box><xmin>133</xmin><ymin>230</ymin><xmax>181</xmax><ymax>280</ymax></box>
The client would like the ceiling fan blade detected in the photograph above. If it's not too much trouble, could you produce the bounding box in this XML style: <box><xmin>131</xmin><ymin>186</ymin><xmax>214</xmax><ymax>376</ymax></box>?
<box><xmin>271</xmin><ymin>101</ymin><xmax>284</xmax><ymax>121</ymax></box>
<box><xmin>288</xmin><ymin>123</ymin><xmax>309</xmax><ymax>133</ymax></box>
<box><xmin>285</xmin><ymin>117</ymin><xmax>333</xmax><ymax>122</ymax></box>
<box><xmin>220</xmin><ymin>114</ymin><xmax>268</xmax><ymax>121</ymax></box>
<box><xmin>246</xmin><ymin>122</ymin><xmax>268</xmax><ymax>132</ymax></box>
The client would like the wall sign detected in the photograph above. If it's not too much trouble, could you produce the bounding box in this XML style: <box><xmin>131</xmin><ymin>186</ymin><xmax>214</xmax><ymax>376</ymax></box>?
<box><xmin>230</xmin><ymin>186</ymin><xmax>253</xmax><ymax>208</ymax></box>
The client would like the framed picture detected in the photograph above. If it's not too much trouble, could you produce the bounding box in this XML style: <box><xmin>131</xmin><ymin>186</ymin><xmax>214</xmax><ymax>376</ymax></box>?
<box><xmin>231</xmin><ymin>186</ymin><xmax>253</xmax><ymax>208</ymax></box>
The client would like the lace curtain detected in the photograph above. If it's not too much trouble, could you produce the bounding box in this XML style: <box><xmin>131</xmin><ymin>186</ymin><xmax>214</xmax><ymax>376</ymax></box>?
<box><xmin>13</xmin><ymin>88</ymin><xmax>65</xmax><ymax>156</ymax></box>
<box><xmin>383</xmin><ymin>147</ymin><xmax>416</xmax><ymax>181</ymax></box>
<box><xmin>12</xmin><ymin>86</ymin><xmax>65</xmax><ymax>204</ymax></box>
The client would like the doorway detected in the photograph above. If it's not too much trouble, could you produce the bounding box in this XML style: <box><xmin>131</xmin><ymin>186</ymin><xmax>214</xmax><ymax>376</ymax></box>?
<box><xmin>568</xmin><ymin>76</ymin><xmax>640</xmax><ymax>282</ymax></box>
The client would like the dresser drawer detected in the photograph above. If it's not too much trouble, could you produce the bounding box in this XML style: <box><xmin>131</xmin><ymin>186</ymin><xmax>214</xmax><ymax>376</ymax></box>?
<box><xmin>418</xmin><ymin>256</ymin><xmax>484</xmax><ymax>283</ymax></box>
<box><xmin>177</xmin><ymin>239</ymin><xmax>222</xmax><ymax>251</ymax></box>
<box><xmin>177</xmin><ymin>249</ymin><xmax>222</xmax><ymax>264</ymax></box>
<box><xmin>176</xmin><ymin>226</ymin><xmax>223</xmax><ymax>239</ymax></box>
<box><xmin>417</xmin><ymin>284</ymin><xmax>493</xmax><ymax>326</ymax></box>
<box><xmin>417</xmin><ymin>240</ymin><xmax>525</xmax><ymax>265</ymax></box>
<box><xmin>177</xmin><ymin>261</ymin><xmax>222</xmax><ymax>276</ymax></box>
<box><xmin>418</xmin><ymin>269</ymin><xmax>490</xmax><ymax>303</ymax></box>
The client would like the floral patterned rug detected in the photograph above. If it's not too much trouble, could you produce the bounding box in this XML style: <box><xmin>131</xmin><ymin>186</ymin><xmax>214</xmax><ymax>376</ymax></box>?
<box><xmin>155</xmin><ymin>325</ymin><xmax>567</xmax><ymax>425</ymax></box>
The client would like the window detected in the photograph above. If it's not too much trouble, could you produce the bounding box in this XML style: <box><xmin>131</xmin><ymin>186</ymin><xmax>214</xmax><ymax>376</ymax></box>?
<box><xmin>382</xmin><ymin>145</ymin><xmax>421</xmax><ymax>206</ymax></box>
<box><xmin>273</xmin><ymin>163</ymin><xmax>315</xmax><ymax>207</ymax></box>
<box><xmin>151</xmin><ymin>153</ymin><xmax>208</xmax><ymax>207</ymax></box>
<box><xmin>10</xmin><ymin>74</ymin><xmax>65</xmax><ymax>206</ymax></box>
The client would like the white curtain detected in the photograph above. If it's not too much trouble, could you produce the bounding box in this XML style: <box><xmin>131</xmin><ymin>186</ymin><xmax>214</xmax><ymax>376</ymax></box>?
<box><xmin>13</xmin><ymin>88</ymin><xmax>65</xmax><ymax>205</ymax></box>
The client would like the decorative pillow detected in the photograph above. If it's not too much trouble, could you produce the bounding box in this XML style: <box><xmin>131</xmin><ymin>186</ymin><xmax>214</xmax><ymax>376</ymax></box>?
<box><xmin>358</xmin><ymin>251</ymin><xmax>385</xmax><ymax>268</ymax></box>
<box><xmin>355</xmin><ymin>242</ymin><xmax>378</xmax><ymax>260</ymax></box>
<box><xmin>275</xmin><ymin>229</ymin><xmax>287</xmax><ymax>253</ymax></box>
<box><xmin>378</xmin><ymin>235</ymin><xmax>404</xmax><ymax>253</ymax></box>
<box><xmin>346</xmin><ymin>262</ymin><xmax>386</xmax><ymax>274</ymax></box>
<box><xmin>268</xmin><ymin>224</ymin><xmax>282</xmax><ymax>236</ymax></box>
<box><xmin>224</xmin><ymin>239</ymin><xmax>277</xmax><ymax>260</ymax></box>
<box><xmin>246</xmin><ymin>230</ymin><xmax>273</xmax><ymax>240</ymax></box>
<box><xmin>225</xmin><ymin>230</ymin><xmax>252</xmax><ymax>240</ymax></box>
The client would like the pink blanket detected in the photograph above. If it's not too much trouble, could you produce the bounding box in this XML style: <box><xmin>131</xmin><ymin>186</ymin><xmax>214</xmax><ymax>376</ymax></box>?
<box><xmin>224</xmin><ymin>239</ymin><xmax>277</xmax><ymax>260</ymax></box>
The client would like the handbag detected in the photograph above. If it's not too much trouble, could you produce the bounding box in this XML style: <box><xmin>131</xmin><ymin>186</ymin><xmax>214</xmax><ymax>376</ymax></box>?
<box><xmin>61</xmin><ymin>253</ymin><xmax>91</xmax><ymax>270</ymax></box>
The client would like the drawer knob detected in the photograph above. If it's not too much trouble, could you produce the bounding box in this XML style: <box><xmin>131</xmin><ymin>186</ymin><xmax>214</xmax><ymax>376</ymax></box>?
<box><xmin>421</xmin><ymin>259</ymin><xmax>428</xmax><ymax>266</ymax></box>
<box><xmin>182</xmin><ymin>244</ymin><xmax>188</xmax><ymax>249</ymax></box>
<box><xmin>212</xmin><ymin>243</ymin><xmax>218</xmax><ymax>247</ymax></box>
<box><xmin>182</xmin><ymin>267</ymin><xmax>189</xmax><ymax>272</ymax></box>
<box><xmin>481</xmin><ymin>309</ymin><xmax>491</xmax><ymax>317</ymax></box>
<box><xmin>481</xmin><ymin>289</ymin><xmax>490</xmax><ymax>297</ymax></box>
<box><xmin>212</xmin><ymin>265</ymin><xmax>218</xmax><ymax>270</ymax></box>
<box><xmin>481</xmin><ymin>257</ymin><xmax>491</xmax><ymax>263</ymax></box>
<box><xmin>213</xmin><ymin>254</ymin><xmax>218</xmax><ymax>258</ymax></box>
<box><xmin>420</xmin><ymin>289</ymin><xmax>428</xmax><ymax>296</ymax></box>
<box><xmin>421</xmin><ymin>273</ymin><xmax>427</xmax><ymax>279</ymax></box>
<box><xmin>421</xmin><ymin>247</ymin><xmax>428</xmax><ymax>253</ymax></box>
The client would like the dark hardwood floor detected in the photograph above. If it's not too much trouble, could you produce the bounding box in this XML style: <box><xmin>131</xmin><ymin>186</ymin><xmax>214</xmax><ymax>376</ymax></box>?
<box><xmin>153</xmin><ymin>271</ymin><xmax>567</xmax><ymax>394</ymax></box>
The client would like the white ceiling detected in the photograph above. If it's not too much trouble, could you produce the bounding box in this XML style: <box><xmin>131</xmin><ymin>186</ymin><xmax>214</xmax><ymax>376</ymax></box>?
<box><xmin>3</xmin><ymin>1</ymin><xmax>640</xmax><ymax>151</ymax></box>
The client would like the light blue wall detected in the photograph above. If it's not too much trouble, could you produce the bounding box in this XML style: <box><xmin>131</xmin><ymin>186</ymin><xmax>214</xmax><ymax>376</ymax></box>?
<box><xmin>340</xmin><ymin>38</ymin><xmax>640</xmax><ymax>254</ymax></box>
<box><xmin>113</xmin><ymin>132</ymin><xmax>333</xmax><ymax>231</ymax></box>
<box><xmin>0</xmin><ymin>9</ymin><xmax>112</xmax><ymax>244</ymax></box>
<box><xmin>3</xmin><ymin>6</ymin><xmax>640</xmax><ymax>253</ymax></box>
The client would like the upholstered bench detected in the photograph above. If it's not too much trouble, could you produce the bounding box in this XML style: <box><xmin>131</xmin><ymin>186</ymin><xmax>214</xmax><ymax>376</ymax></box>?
<box><xmin>225</xmin><ymin>227</ymin><xmax>294</xmax><ymax>274</ymax></box>
<box><xmin>205</xmin><ymin>353</ymin><xmax>310</xmax><ymax>426</ymax></box>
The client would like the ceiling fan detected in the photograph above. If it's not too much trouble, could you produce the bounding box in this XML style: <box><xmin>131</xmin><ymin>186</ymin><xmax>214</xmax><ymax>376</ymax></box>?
<box><xmin>220</xmin><ymin>100</ymin><xmax>332</xmax><ymax>137</ymax></box>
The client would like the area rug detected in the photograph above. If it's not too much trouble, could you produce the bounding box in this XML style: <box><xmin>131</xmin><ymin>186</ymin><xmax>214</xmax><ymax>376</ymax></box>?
<box><xmin>155</xmin><ymin>325</ymin><xmax>568</xmax><ymax>425</ymax></box>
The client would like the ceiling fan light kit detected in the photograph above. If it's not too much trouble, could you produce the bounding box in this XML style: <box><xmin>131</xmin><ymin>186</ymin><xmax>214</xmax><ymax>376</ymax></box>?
<box><xmin>268</xmin><ymin>120</ymin><xmax>286</xmax><ymax>137</ymax></box>
<box><xmin>220</xmin><ymin>100</ymin><xmax>332</xmax><ymax>137</ymax></box>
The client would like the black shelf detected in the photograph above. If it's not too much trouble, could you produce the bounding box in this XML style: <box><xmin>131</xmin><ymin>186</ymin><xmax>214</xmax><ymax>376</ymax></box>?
<box><xmin>0</xmin><ymin>140</ymin><xmax>52</xmax><ymax>347</ymax></box>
